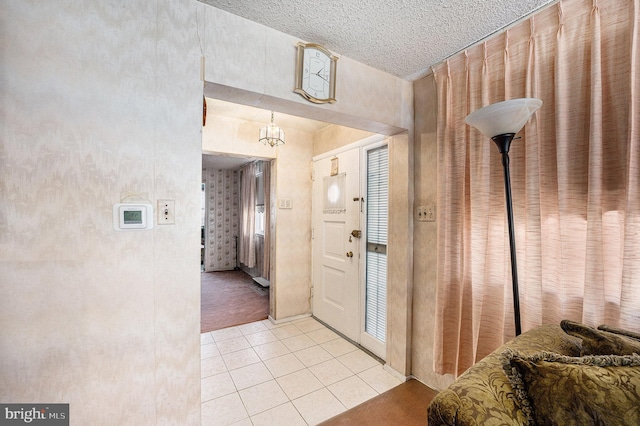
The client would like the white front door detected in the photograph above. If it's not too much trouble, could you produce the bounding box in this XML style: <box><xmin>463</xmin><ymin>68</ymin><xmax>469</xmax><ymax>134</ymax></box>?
<box><xmin>312</xmin><ymin>148</ymin><xmax>361</xmax><ymax>342</ymax></box>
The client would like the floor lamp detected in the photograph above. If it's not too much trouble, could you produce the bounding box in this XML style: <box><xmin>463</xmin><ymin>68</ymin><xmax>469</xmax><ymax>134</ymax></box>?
<box><xmin>464</xmin><ymin>98</ymin><xmax>542</xmax><ymax>336</ymax></box>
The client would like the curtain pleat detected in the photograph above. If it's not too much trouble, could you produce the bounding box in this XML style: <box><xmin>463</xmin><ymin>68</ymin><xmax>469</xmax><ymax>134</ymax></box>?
<box><xmin>262</xmin><ymin>161</ymin><xmax>271</xmax><ymax>280</ymax></box>
<box><xmin>239</xmin><ymin>162</ymin><xmax>256</xmax><ymax>268</ymax></box>
<box><xmin>433</xmin><ymin>0</ymin><xmax>640</xmax><ymax>376</ymax></box>
<box><xmin>620</xmin><ymin>0</ymin><xmax>640</xmax><ymax>326</ymax></box>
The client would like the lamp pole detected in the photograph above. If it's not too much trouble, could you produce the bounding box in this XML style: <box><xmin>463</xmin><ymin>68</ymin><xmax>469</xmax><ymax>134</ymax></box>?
<box><xmin>491</xmin><ymin>133</ymin><xmax>522</xmax><ymax>336</ymax></box>
<box><xmin>465</xmin><ymin>98</ymin><xmax>542</xmax><ymax>337</ymax></box>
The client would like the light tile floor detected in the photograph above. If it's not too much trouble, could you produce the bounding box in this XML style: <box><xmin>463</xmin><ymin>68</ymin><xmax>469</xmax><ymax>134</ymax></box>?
<box><xmin>201</xmin><ymin>317</ymin><xmax>402</xmax><ymax>425</ymax></box>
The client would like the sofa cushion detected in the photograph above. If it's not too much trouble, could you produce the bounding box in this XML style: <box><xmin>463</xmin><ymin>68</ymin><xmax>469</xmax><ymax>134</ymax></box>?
<box><xmin>427</xmin><ymin>324</ymin><xmax>581</xmax><ymax>426</ymax></box>
<box><xmin>598</xmin><ymin>324</ymin><xmax>640</xmax><ymax>342</ymax></box>
<box><xmin>503</xmin><ymin>350</ymin><xmax>640</xmax><ymax>426</ymax></box>
<box><xmin>561</xmin><ymin>320</ymin><xmax>640</xmax><ymax>355</ymax></box>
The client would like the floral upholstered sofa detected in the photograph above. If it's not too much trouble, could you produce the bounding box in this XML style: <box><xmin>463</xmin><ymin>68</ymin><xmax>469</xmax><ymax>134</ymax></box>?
<box><xmin>427</xmin><ymin>321</ymin><xmax>640</xmax><ymax>425</ymax></box>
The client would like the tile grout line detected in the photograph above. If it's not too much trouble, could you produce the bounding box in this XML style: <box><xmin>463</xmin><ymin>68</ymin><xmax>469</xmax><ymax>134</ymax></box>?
<box><xmin>201</xmin><ymin>318</ymin><xmax>399</xmax><ymax>425</ymax></box>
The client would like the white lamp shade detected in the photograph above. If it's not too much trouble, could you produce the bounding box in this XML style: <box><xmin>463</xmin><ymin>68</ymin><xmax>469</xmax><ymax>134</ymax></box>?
<box><xmin>465</xmin><ymin>98</ymin><xmax>542</xmax><ymax>138</ymax></box>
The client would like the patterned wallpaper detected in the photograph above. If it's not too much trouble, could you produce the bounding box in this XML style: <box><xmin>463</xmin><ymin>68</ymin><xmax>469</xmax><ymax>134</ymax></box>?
<box><xmin>205</xmin><ymin>168</ymin><xmax>239</xmax><ymax>271</ymax></box>
<box><xmin>2</xmin><ymin>1</ymin><xmax>203</xmax><ymax>423</ymax></box>
<box><xmin>2</xmin><ymin>1</ymin><xmax>413</xmax><ymax>423</ymax></box>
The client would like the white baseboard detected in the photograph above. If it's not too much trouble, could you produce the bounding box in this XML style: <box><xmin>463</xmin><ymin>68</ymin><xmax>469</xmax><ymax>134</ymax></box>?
<box><xmin>267</xmin><ymin>313</ymin><xmax>312</xmax><ymax>325</ymax></box>
<box><xmin>384</xmin><ymin>364</ymin><xmax>410</xmax><ymax>382</ymax></box>
<box><xmin>253</xmin><ymin>276</ymin><xmax>270</xmax><ymax>287</ymax></box>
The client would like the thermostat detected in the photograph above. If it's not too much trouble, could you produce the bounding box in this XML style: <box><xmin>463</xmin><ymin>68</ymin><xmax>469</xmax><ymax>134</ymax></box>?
<box><xmin>113</xmin><ymin>203</ymin><xmax>154</xmax><ymax>231</ymax></box>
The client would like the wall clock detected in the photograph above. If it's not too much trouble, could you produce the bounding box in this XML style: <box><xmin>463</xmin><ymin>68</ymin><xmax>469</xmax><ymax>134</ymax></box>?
<box><xmin>294</xmin><ymin>42</ymin><xmax>338</xmax><ymax>104</ymax></box>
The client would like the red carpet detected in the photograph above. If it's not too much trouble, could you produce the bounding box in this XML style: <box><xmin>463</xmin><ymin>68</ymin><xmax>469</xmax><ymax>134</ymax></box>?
<box><xmin>201</xmin><ymin>270</ymin><xmax>269</xmax><ymax>333</ymax></box>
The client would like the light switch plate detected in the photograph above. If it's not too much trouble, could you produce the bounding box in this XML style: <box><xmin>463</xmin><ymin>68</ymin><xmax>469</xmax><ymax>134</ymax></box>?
<box><xmin>158</xmin><ymin>199</ymin><xmax>175</xmax><ymax>225</ymax></box>
<box><xmin>417</xmin><ymin>205</ymin><xmax>436</xmax><ymax>222</ymax></box>
<box><xmin>278</xmin><ymin>199</ymin><xmax>292</xmax><ymax>209</ymax></box>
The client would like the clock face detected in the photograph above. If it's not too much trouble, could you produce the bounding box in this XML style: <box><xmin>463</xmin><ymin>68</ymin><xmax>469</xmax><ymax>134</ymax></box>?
<box><xmin>295</xmin><ymin>43</ymin><xmax>337</xmax><ymax>103</ymax></box>
<box><xmin>302</xmin><ymin>48</ymin><xmax>332</xmax><ymax>100</ymax></box>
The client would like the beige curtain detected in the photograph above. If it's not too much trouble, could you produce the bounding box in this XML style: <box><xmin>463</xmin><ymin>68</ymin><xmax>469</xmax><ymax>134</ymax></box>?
<box><xmin>262</xmin><ymin>160</ymin><xmax>271</xmax><ymax>280</ymax></box>
<box><xmin>433</xmin><ymin>0</ymin><xmax>640</xmax><ymax>376</ymax></box>
<box><xmin>239</xmin><ymin>162</ymin><xmax>257</xmax><ymax>268</ymax></box>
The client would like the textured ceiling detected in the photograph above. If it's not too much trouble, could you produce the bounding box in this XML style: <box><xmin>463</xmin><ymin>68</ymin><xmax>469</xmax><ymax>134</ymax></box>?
<box><xmin>201</xmin><ymin>0</ymin><xmax>557</xmax><ymax>169</ymax></box>
<box><xmin>199</xmin><ymin>0</ymin><xmax>555</xmax><ymax>80</ymax></box>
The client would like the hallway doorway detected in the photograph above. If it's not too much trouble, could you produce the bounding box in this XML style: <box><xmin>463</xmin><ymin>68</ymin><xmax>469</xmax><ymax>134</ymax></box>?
<box><xmin>201</xmin><ymin>154</ymin><xmax>272</xmax><ymax>331</ymax></box>
<box><xmin>201</xmin><ymin>270</ymin><xmax>269</xmax><ymax>333</ymax></box>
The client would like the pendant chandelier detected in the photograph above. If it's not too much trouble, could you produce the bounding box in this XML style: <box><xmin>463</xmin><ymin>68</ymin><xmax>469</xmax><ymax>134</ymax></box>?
<box><xmin>259</xmin><ymin>111</ymin><xmax>285</xmax><ymax>148</ymax></box>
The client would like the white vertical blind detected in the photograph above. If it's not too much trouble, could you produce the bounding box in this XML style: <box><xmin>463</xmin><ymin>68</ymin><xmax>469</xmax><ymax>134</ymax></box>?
<box><xmin>365</xmin><ymin>146</ymin><xmax>388</xmax><ymax>342</ymax></box>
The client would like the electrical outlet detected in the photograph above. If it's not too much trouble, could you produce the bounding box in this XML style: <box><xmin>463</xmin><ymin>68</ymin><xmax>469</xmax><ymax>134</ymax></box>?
<box><xmin>417</xmin><ymin>205</ymin><xmax>436</xmax><ymax>222</ymax></box>
<box><xmin>425</xmin><ymin>205</ymin><xmax>435</xmax><ymax>222</ymax></box>
<box><xmin>157</xmin><ymin>199</ymin><xmax>175</xmax><ymax>225</ymax></box>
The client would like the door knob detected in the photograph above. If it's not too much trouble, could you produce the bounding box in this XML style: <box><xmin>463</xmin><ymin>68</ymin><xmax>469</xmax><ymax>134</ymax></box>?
<box><xmin>346</xmin><ymin>251</ymin><xmax>353</xmax><ymax>258</ymax></box>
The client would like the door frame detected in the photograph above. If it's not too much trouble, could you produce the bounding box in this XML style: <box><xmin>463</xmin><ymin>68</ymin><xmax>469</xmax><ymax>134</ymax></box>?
<box><xmin>311</xmin><ymin>134</ymin><xmax>388</xmax><ymax>358</ymax></box>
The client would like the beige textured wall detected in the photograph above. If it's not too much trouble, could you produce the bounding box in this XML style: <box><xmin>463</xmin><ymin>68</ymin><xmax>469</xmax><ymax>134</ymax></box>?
<box><xmin>386</xmin><ymin>132</ymin><xmax>414</xmax><ymax>376</ymax></box>
<box><xmin>202</xmin><ymin>8</ymin><xmax>412</xmax><ymax>136</ymax></box>
<box><xmin>202</xmin><ymin>114</ymin><xmax>278</xmax><ymax>160</ymax></box>
<box><xmin>271</xmin><ymin>131</ymin><xmax>314</xmax><ymax>319</ymax></box>
<box><xmin>1</xmin><ymin>2</ymin><xmax>416</xmax><ymax>422</ymax></box>
<box><xmin>312</xmin><ymin>124</ymin><xmax>375</xmax><ymax>157</ymax></box>
<box><xmin>0</xmin><ymin>0</ymin><xmax>203</xmax><ymax>423</ymax></box>
<box><xmin>411</xmin><ymin>74</ymin><xmax>455</xmax><ymax>389</ymax></box>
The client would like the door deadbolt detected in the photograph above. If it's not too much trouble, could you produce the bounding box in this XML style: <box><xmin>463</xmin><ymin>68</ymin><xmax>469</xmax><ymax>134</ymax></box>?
<box><xmin>350</xmin><ymin>230</ymin><xmax>362</xmax><ymax>238</ymax></box>
<box><xmin>346</xmin><ymin>251</ymin><xmax>354</xmax><ymax>258</ymax></box>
